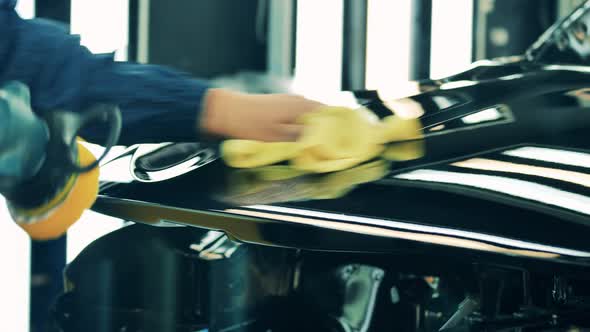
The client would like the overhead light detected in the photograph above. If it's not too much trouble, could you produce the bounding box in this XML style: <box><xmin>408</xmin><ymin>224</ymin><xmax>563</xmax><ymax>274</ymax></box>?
<box><xmin>439</xmin><ymin>80</ymin><xmax>477</xmax><ymax>90</ymax></box>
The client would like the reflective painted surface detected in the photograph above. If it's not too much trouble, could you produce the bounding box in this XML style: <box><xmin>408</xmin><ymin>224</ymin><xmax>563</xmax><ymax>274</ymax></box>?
<box><xmin>92</xmin><ymin>56</ymin><xmax>590</xmax><ymax>267</ymax></box>
<box><xmin>61</xmin><ymin>4</ymin><xmax>590</xmax><ymax>331</ymax></box>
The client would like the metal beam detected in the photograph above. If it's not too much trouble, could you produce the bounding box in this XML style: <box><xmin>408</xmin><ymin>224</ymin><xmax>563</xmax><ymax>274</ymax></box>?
<box><xmin>409</xmin><ymin>0</ymin><xmax>433</xmax><ymax>80</ymax></box>
<box><xmin>267</xmin><ymin>0</ymin><xmax>297</xmax><ymax>77</ymax></box>
<box><xmin>342</xmin><ymin>0</ymin><xmax>368</xmax><ymax>90</ymax></box>
<box><xmin>35</xmin><ymin>0</ymin><xmax>70</xmax><ymax>24</ymax></box>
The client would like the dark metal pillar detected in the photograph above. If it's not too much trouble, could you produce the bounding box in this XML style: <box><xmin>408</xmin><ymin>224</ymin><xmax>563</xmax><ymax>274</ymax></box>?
<box><xmin>341</xmin><ymin>0</ymin><xmax>368</xmax><ymax>91</ymax></box>
<box><xmin>409</xmin><ymin>0</ymin><xmax>433</xmax><ymax>80</ymax></box>
<box><xmin>147</xmin><ymin>0</ymin><xmax>267</xmax><ymax>78</ymax></box>
<box><xmin>35</xmin><ymin>0</ymin><xmax>70</xmax><ymax>25</ymax></box>
<box><xmin>127</xmin><ymin>0</ymin><xmax>139</xmax><ymax>62</ymax></box>
<box><xmin>30</xmin><ymin>236</ymin><xmax>67</xmax><ymax>332</ymax></box>
<box><xmin>30</xmin><ymin>4</ymin><xmax>71</xmax><ymax>331</ymax></box>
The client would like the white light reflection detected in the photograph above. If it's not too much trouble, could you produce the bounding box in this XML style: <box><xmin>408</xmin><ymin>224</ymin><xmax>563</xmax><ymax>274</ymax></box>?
<box><xmin>428</xmin><ymin>124</ymin><xmax>446</xmax><ymax>132</ymax></box>
<box><xmin>453</xmin><ymin>158</ymin><xmax>590</xmax><ymax>188</ymax></box>
<box><xmin>80</xmin><ymin>142</ymin><xmax>133</xmax><ymax>166</ymax></box>
<box><xmin>544</xmin><ymin>64</ymin><xmax>590</xmax><ymax>73</ymax></box>
<box><xmin>127</xmin><ymin>143</ymin><xmax>216</xmax><ymax>183</ymax></box>
<box><xmin>461</xmin><ymin>108</ymin><xmax>503</xmax><ymax>124</ymax></box>
<box><xmin>503</xmin><ymin>146</ymin><xmax>590</xmax><ymax>169</ymax></box>
<box><xmin>68</xmin><ymin>142</ymin><xmax>129</xmax><ymax>263</ymax></box>
<box><xmin>432</xmin><ymin>96</ymin><xmax>457</xmax><ymax>109</ymax></box>
<box><xmin>66</xmin><ymin>211</ymin><xmax>125</xmax><ymax>263</ymax></box>
<box><xmin>498</xmin><ymin>73</ymin><xmax>525</xmax><ymax>81</ymax></box>
<box><xmin>98</xmin><ymin>155</ymin><xmax>135</xmax><ymax>183</ymax></box>
<box><xmin>439</xmin><ymin>80</ymin><xmax>477</xmax><ymax>90</ymax></box>
<box><xmin>132</xmin><ymin>154</ymin><xmax>213</xmax><ymax>183</ymax></box>
<box><xmin>224</xmin><ymin>208</ymin><xmax>559</xmax><ymax>259</ymax></box>
<box><xmin>396</xmin><ymin>169</ymin><xmax>590</xmax><ymax>216</ymax></box>
<box><xmin>382</xmin><ymin>98</ymin><xmax>425</xmax><ymax>119</ymax></box>
<box><xmin>242</xmin><ymin>205</ymin><xmax>590</xmax><ymax>257</ymax></box>
<box><xmin>79</xmin><ymin>142</ymin><xmax>135</xmax><ymax>183</ymax></box>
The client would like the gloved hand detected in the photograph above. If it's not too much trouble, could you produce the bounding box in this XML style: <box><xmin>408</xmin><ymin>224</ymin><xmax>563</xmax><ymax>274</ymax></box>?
<box><xmin>0</xmin><ymin>81</ymin><xmax>120</xmax><ymax>240</ymax></box>
<box><xmin>0</xmin><ymin>81</ymin><xmax>49</xmax><ymax>192</ymax></box>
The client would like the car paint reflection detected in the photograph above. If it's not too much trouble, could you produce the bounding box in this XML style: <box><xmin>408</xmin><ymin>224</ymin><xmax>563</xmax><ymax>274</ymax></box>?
<box><xmin>452</xmin><ymin>158</ymin><xmax>590</xmax><ymax>188</ymax></box>
<box><xmin>395</xmin><ymin>169</ymin><xmax>590</xmax><ymax>216</ymax></box>
<box><xmin>237</xmin><ymin>205</ymin><xmax>590</xmax><ymax>258</ymax></box>
<box><xmin>502</xmin><ymin>146</ymin><xmax>590</xmax><ymax>168</ymax></box>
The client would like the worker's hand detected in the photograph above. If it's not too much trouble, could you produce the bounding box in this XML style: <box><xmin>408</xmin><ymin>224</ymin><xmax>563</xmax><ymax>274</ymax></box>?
<box><xmin>200</xmin><ymin>89</ymin><xmax>324</xmax><ymax>142</ymax></box>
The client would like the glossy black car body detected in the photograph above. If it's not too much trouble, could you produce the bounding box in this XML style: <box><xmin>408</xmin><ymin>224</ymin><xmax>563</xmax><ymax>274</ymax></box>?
<box><xmin>55</xmin><ymin>3</ymin><xmax>590</xmax><ymax>332</ymax></box>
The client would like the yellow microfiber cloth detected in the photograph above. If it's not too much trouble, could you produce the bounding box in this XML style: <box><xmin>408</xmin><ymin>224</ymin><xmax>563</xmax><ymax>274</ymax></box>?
<box><xmin>219</xmin><ymin>159</ymin><xmax>390</xmax><ymax>205</ymax></box>
<box><xmin>221</xmin><ymin>106</ymin><xmax>424</xmax><ymax>173</ymax></box>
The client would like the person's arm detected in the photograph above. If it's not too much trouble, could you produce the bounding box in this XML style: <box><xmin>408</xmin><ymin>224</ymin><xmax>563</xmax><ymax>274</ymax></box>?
<box><xmin>0</xmin><ymin>8</ymin><xmax>208</xmax><ymax>144</ymax></box>
<box><xmin>0</xmin><ymin>5</ymin><xmax>323</xmax><ymax>145</ymax></box>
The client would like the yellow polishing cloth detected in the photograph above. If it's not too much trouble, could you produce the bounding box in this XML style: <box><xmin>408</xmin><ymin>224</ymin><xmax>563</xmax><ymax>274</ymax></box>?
<box><xmin>310</xmin><ymin>160</ymin><xmax>390</xmax><ymax>199</ymax></box>
<box><xmin>373</xmin><ymin>115</ymin><xmax>423</xmax><ymax>144</ymax></box>
<box><xmin>383</xmin><ymin>141</ymin><xmax>425</xmax><ymax>161</ymax></box>
<box><xmin>221</xmin><ymin>141</ymin><xmax>302</xmax><ymax>169</ymax></box>
<box><xmin>221</xmin><ymin>160</ymin><xmax>390</xmax><ymax>205</ymax></box>
<box><xmin>221</xmin><ymin>106</ymin><xmax>423</xmax><ymax>173</ymax></box>
<box><xmin>18</xmin><ymin>141</ymin><xmax>99</xmax><ymax>241</ymax></box>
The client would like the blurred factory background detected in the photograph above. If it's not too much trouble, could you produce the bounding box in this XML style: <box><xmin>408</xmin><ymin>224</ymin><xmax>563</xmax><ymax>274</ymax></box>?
<box><xmin>0</xmin><ymin>0</ymin><xmax>585</xmax><ymax>331</ymax></box>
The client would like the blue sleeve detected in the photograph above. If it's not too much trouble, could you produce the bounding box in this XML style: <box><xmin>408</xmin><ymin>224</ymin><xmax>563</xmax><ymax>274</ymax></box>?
<box><xmin>0</xmin><ymin>8</ymin><xmax>211</xmax><ymax>145</ymax></box>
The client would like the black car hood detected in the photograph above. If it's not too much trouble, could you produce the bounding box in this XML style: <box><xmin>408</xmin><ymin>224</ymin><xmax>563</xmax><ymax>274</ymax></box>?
<box><xmin>91</xmin><ymin>2</ymin><xmax>590</xmax><ymax>268</ymax></box>
<box><xmin>92</xmin><ymin>61</ymin><xmax>590</xmax><ymax>268</ymax></box>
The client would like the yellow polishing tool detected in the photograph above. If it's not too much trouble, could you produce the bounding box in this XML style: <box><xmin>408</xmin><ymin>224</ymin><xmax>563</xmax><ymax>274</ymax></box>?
<box><xmin>17</xmin><ymin>141</ymin><xmax>99</xmax><ymax>240</ymax></box>
<box><xmin>0</xmin><ymin>82</ymin><xmax>121</xmax><ymax>241</ymax></box>
<box><xmin>221</xmin><ymin>106</ymin><xmax>424</xmax><ymax>173</ymax></box>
